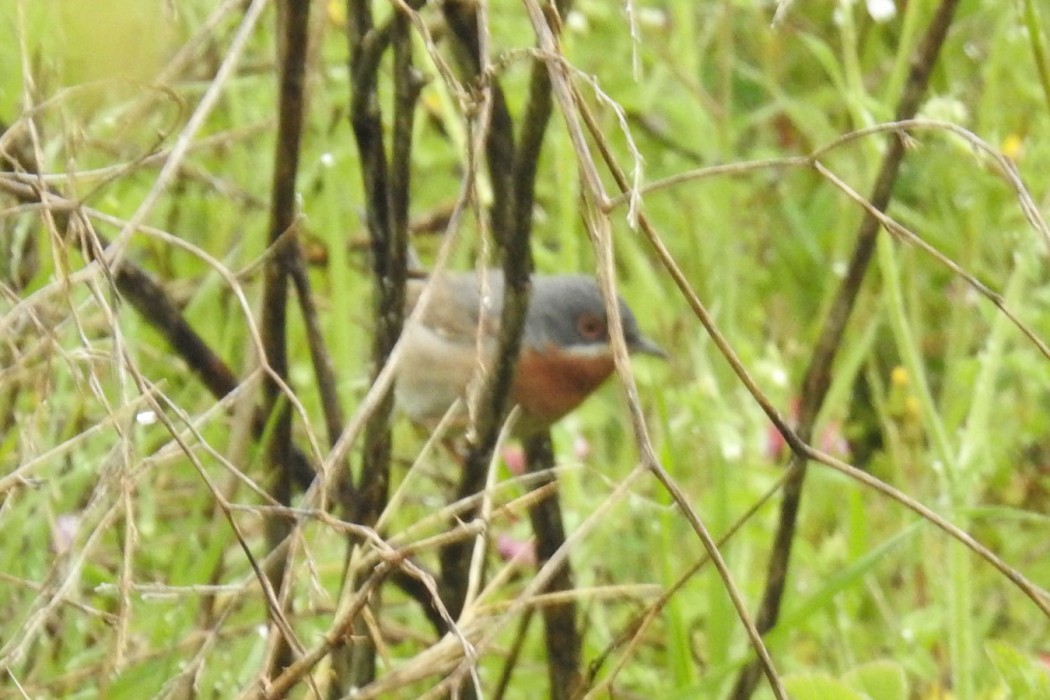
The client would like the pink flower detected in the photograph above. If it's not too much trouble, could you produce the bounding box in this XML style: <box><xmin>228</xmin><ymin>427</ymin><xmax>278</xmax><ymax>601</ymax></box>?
<box><xmin>496</xmin><ymin>535</ymin><xmax>536</xmax><ymax>566</ymax></box>
<box><xmin>502</xmin><ymin>445</ymin><xmax>527</xmax><ymax>475</ymax></box>
<box><xmin>766</xmin><ymin>398</ymin><xmax>850</xmax><ymax>461</ymax></box>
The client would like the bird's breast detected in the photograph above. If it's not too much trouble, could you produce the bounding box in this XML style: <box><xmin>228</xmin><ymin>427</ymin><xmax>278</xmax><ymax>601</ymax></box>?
<box><xmin>511</xmin><ymin>345</ymin><xmax>616</xmax><ymax>427</ymax></box>
<box><xmin>395</xmin><ymin>320</ymin><xmax>492</xmax><ymax>426</ymax></box>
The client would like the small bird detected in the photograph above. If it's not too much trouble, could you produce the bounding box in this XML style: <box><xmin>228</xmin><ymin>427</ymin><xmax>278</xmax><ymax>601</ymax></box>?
<box><xmin>395</xmin><ymin>271</ymin><xmax>665</xmax><ymax>436</ymax></box>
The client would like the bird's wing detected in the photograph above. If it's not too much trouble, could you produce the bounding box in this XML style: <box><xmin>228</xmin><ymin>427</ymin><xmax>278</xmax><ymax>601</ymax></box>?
<box><xmin>405</xmin><ymin>273</ymin><xmax>502</xmax><ymax>345</ymax></box>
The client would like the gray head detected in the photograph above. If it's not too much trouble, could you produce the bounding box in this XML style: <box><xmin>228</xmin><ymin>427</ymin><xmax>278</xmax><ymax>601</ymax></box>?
<box><xmin>523</xmin><ymin>275</ymin><xmax>665</xmax><ymax>357</ymax></box>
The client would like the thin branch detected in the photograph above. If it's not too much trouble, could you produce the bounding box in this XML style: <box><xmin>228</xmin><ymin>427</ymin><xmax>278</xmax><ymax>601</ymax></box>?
<box><xmin>257</xmin><ymin>0</ymin><xmax>312</xmax><ymax>679</ymax></box>
<box><xmin>522</xmin><ymin>3</ymin><xmax>787</xmax><ymax>695</ymax></box>
<box><xmin>434</xmin><ymin>0</ymin><xmax>530</xmax><ymax>638</ymax></box>
<box><xmin>441</xmin><ymin>0</ymin><xmax>516</xmax><ymax>237</ymax></box>
<box><xmin>525</xmin><ymin>432</ymin><xmax>581</xmax><ymax>699</ymax></box>
<box><xmin>0</xmin><ymin>141</ymin><xmax>320</xmax><ymax>489</ymax></box>
<box><xmin>103</xmin><ymin>0</ymin><xmax>271</xmax><ymax>269</ymax></box>
<box><xmin>340</xmin><ymin>0</ymin><xmax>419</xmax><ymax>688</ymax></box>
<box><xmin>731</xmin><ymin>1</ymin><xmax>962</xmax><ymax>695</ymax></box>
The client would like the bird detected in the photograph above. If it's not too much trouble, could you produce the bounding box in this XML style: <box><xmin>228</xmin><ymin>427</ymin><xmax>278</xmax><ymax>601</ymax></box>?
<box><xmin>394</xmin><ymin>270</ymin><xmax>665</xmax><ymax>436</ymax></box>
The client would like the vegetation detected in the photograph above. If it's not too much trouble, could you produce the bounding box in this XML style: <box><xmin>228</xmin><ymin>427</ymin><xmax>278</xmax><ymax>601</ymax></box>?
<box><xmin>2</xmin><ymin>0</ymin><xmax>1049</xmax><ymax>698</ymax></box>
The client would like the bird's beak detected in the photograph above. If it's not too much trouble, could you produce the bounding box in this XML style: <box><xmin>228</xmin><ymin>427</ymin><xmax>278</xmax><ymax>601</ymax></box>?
<box><xmin>630</xmin><ymin>336</ymin><xmax>668</xmax><ymax>360</ymax></box>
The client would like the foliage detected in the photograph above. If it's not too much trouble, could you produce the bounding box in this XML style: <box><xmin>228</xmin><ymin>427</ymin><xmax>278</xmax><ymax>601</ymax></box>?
<box><xmin>2</xmin><ymin>0</ymin><xmax>1050</xmax><ymax>698</ymax></box>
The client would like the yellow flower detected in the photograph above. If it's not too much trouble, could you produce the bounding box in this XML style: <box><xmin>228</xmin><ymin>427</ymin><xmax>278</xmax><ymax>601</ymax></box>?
<box><xmin>1001</xmin><ymin>133</ymin><xmax>1024</xmax><ymax>162</ymax></box>
<box><xmin>327</xmin><ymin>0</ymin><xmax>347</xmax><ymax>28</ymax></box>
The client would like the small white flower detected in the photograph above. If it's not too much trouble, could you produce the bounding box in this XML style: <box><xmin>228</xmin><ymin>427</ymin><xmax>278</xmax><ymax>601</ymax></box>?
<box><xmin>636</xmin><ymin>8</ymin><xmax>668</xmax><ymax>30</ymax></box>
<box><xmin>721</xmin><ymin>433</ymin><xmax>743</xmax><ymax>461</ymax></box>
<box><xmin>565</xmin><ymin>10</ymin><xmax>588</xmax><ymax>34</ymax></box>
<box><xmin>920</xmin><ymin>95</ymin><xmax>969</xmax><ymax>124</ymax></box>
<box><xmin>53</xmin><ymin>514</ymin><xmax>80</xmax><ymax>554</ymax></box>
<box><xmin>866</xmin><ymin>0</ymin><xmax>896</xmax><ymax>22</ymax></box>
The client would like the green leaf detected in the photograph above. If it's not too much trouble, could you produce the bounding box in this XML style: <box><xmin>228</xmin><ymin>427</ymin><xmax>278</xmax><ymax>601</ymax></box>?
<box><xmin>783</xmin><ymin>672</ymin><xmax>868</xmax><ymax>700</ymax></box>
<box><xmin>985</xmin><ymin>640</ymin><xmax>1050</xmax><ymax>698</ymax></box>
<box><xmin>843</xmin><ymin>660</ymin><xmax>909</xmax><ymax>700</ymax></box>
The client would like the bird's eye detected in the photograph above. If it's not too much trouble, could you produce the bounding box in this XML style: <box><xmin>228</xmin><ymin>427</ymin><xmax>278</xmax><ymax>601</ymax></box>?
<box><xmin>577</xmin><ymin>313</ymin><xmax>606</xmax><ymax>340</ymax></box>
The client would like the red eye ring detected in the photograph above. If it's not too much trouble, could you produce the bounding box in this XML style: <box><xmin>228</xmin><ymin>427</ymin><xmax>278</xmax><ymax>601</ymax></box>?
<box><xmin>577</xmin><ymin>312</ymin><xmax>606</xmax><ymax>340</ymax></box>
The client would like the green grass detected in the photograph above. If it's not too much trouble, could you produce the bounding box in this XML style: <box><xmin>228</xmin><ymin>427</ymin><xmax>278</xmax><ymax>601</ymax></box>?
<box><xmin>2</xmin><ymin>0</ymin><xmax>1050</xmax><ymax>698</ymax></box>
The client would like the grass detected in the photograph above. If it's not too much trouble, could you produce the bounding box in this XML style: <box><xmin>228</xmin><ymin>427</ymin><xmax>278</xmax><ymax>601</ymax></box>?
<box><xmin>2</xmin><ymin>0</ymin><xmax>1050</xmax><ymax>698</ymax></box>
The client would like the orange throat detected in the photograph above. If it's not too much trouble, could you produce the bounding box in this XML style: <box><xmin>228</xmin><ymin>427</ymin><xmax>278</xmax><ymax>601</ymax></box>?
<box><xmin>511</xmin><ymin>346</ymin><xmax>616</xmax><ymax>426</ymax></box>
